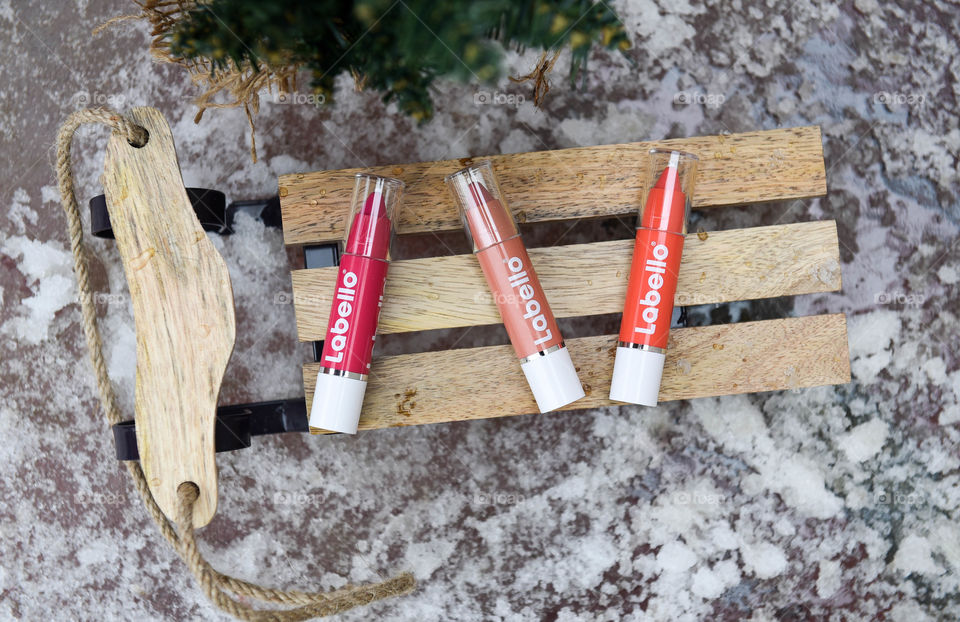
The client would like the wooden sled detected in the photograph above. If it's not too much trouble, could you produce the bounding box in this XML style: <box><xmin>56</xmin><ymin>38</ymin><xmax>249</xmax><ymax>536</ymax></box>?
<box><xmin>98</xmin><ymin>119</ymin><xmax>850</xmax><ymax>522</ymax></box>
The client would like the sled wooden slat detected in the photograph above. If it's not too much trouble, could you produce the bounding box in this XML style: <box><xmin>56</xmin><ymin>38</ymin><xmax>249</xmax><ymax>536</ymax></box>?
<box><xmin>303</xmin><ymin>314</ymin><xmax>850</xmax><ymax>431</ymax></box>
<box><xmin>290</xmin><ymin>220</ymin><xmax>841</xmax><ymax>341</ymax></box>
<box><xmin>279</xmin><ymin>126</ymin><xmax>826</xmax><ymax>246</ymax></box>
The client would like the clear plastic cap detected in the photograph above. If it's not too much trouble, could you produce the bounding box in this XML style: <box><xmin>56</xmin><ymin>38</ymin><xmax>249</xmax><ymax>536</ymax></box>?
<box><xmin>445</xmin><ymin>161</ymin><xmax>520</xmax><ymax>253</ymax></box>
<box><xmin>342</xmin><ymin>174</ymin><xmax>404</xmax><ymax>260</ymax></box>
<box><xmin>637</xmin><ymin>149</ymin><xmax>698</xmax><ymax>235</ymax></box>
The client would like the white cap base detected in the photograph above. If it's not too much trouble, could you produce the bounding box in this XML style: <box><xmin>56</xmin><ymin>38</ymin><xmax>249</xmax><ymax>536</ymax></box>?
<box><xmin>309</xmin><ymin>372</ymin><xmax>368</xmax><ymax>434</ymax></box>
<box><xmin>520</xmin><ymin>346</ymin><xmax>585</xmax><ymax>413</ymax></box>
<box><xmin>609</xmin><ymin>346</ymin><xmax>665</xmax><ymax>406</ymax></box>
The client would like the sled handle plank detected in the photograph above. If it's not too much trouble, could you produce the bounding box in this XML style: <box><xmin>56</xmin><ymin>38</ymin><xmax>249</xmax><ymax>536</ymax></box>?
<box><xmin>102</xmin><ymin>107</ymin><xmax>235</xmax><ymax>527</ymax></box>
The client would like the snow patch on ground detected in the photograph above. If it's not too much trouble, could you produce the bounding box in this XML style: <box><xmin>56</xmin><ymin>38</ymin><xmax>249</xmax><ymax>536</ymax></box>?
<box><xmin>740</xmin><ymin>541</ymin><xmax>788</xmax><ymax>579</ymax></box>
<box><xmin>838</xmin><ymin>419</ymin><xmax>889</xmax><ymax>462</ymax></box>
<box><xmin>893</xmin><ymin>534</ymin><xmax>942</xmax><ymax>576</ymax></box>
<box><xmin>657</xmin><ymin>540</ymin><xmax>698</xmax><ymax>573</ymax></box>
<box><xmin>691</xmin><ymin>395</ymin><xmax>844</xmax><ymax>519</ymax></box>
<box><xmin>0</xmin><ymin>235</ymin><xmax>76</xmax><ymax>344</ymax></box>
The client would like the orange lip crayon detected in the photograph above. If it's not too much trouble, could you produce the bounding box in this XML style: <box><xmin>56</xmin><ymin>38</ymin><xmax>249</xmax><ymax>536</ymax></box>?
<box><xmin>610</xmin><ymin>149</ymin><xmax>698</xmax><ymax>406</ymax></box>
<box><xmin>445</xmin><ymin>161</ymin><xmax>585</xmax><ymax>413</ymax></box>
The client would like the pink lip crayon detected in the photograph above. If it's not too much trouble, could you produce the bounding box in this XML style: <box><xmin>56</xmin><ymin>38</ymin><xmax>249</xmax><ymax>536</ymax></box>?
<box><xmin>445</xmin><ymin>161</ymin><xmax>585</xmax><ymax>413</ymax></box>
<box><xmin>610</xmin><ymin>149</ymin><xmax>698</xmax><ymax>406</ymax></box>
<box><xmin>310</xmin><ymin>174</ymin><xmax>404</xmax><ymax>434</ymax></box>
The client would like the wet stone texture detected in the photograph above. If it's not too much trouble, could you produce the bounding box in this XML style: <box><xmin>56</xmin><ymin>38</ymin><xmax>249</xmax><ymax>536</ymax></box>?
<box><xmin>2</xmin><ymin>0</ymin><xmax>959</xmax><ymax>620</ymax></box>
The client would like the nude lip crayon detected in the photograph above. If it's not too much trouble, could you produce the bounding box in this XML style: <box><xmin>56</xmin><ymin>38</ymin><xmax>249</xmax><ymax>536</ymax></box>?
<box><xmin>309</xmin><ymin>173</ymin><xmax>404</xmax><ymax>434</ymax></box>
<box><xmin>610</xmin><ymin>149</ymin><xmax>698</xmax><ymax>406</ymax></box>
<box><xmin>445</xmin><ymin>161</ymin><xmax>585</xmax><ymax>413</ymax></box>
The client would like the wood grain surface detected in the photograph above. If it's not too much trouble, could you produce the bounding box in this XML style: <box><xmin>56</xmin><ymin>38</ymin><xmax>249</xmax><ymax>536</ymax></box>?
<box><xmin>102</xmin><ymin>107</ymin><xmax>235</xmax><ymax>527</ymax></box>
<box><xmin>304</xmin><ymin>314</ymin><xmax>850</xmax><ymax>432</ymax></box>
<box><xmin>291</xmin><ymin>221</ymin><xmax>841</xmax><ymax>340</ymax></box>
<box><xmin>280</xmin><ymin>126</ymin><xmax>825</xmax><ymax>245</ymax></box>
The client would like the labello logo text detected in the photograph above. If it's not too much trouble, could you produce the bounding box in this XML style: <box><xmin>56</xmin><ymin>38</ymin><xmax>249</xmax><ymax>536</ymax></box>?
<box><xmin>506</xmin><ymin>256</ymin><xmax>553</xmax><ymax>345</ymax></box>
<box><xmin>324</xmin><ymin>271</ymin><xmax>357</xmax><ymax>364</ymax></box>
<box><xmin>634</xmin><ymin>243</ymin><xmax>668</xmax><ymax>335</ymax></box>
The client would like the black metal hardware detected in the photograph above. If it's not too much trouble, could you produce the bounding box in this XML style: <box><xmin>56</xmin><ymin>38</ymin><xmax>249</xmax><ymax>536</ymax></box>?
<box><xmin>224</xmin><ymin>195</ymin><xmax>283</xmax><ymax>232</ymax></box>
<box><xmin>674</xmin><ymin>305</ymin><xmax>688</xmax><ymax>328</ymax></box>
<box><xmin>303</xmin><ymin>243</ymin><xmax>340</xmax><ymax>270</ymax></box>
<box><xmin>90</xmin><ymin>188</ymin><xmax>229</xmax><ymax>238</ymax></box>
<box><xmin>303</xmin><ymin>243</ymin><xmax>341</xmax><ymax>363</ymax></box>
<box><xmin>89</xmin><ymin>190</ymin><xmax>283</xmax><ymax>238</ymax></box>
<box><xmin>112</xmin><ymin>398</ymin><xmax>309</xmax><ymax>461</ymax></box>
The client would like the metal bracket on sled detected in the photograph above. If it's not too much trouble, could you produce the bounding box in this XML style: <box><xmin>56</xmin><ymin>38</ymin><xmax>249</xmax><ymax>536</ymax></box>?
<box><xmin>89</xmin><ymin>189</ymin><xmax>282</xmax><ymax>238</ymax></box>
<box><xmin>112</xmin><ymin>398</ymin><xmax>310</xmax><ymax>461</ymax></box>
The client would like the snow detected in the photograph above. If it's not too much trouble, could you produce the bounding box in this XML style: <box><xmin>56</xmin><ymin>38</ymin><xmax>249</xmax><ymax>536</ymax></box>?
<box><xmin>938</xmin><ymin>265</ymin><xmax>959</xmax><ymax>285</ymax></box>
<box><xmin>838</xmin><ymin>419</ymin><xmax>889</xmax><ymax>462</ymax></box>
<box><xmin>657</xmin><ymin>540</ymin><xmax>698</xmax><ymax>573</ymax></box>
<box><xmin>0</xmin><ymin>235</ymin><xmax>76</xmax><ymax>344</ymax></box>
<box><xmin>690</xmin><ymin>566</ymin><xmax>725</xmax><ymax>599</ymax></box>
<box><xmin>893</xmin><ymin>534</ymin><xmax>942</xmax><ymax>576</ymax></box>
<box><xmin>7</xmin><ymin>187</ymin><xmax>38</xmax><ymax>233</ymax></box>
<box><xmin>691</xmin><ymin>395</ymin><xmax>844</xmax><ymax>519</ymax></box>
<box><xmin>816</xmin><ymin>559</ymin><xmax>842</xmax><ymax>598</ymax></box>
<box><xmin>406</xmin><ymin>538</ymin><xmax>457</xmax><ymax>580</ymax></box>
<box><xmin>740</xmin><ymin>542</ymin><xmax>788</xmax><ymax>580</ymax></box>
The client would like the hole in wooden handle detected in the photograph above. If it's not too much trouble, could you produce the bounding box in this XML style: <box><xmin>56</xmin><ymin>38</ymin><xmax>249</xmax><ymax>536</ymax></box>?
<box><xmin>177</xmin><ymin>481</ymin><xmax>201</xmax><ymax>505</ymax></box>
<box><xmin>127</xmin><ymin>127</ymin><xmax>149</xmax><ymax>149</ymax></box>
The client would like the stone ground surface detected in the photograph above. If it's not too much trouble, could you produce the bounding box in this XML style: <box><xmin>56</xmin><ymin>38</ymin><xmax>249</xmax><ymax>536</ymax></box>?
<box><xmin>2</xmin><ymin>0</ymin><xmax>959</xmax><ymax>620</ymax></box>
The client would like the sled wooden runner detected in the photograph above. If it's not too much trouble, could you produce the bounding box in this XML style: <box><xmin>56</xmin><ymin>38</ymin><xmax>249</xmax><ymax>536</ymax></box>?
<box><xmin>279</xmin><ymin>126</ymin><xmax>850</xmax><ymax>432</ymax></box>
